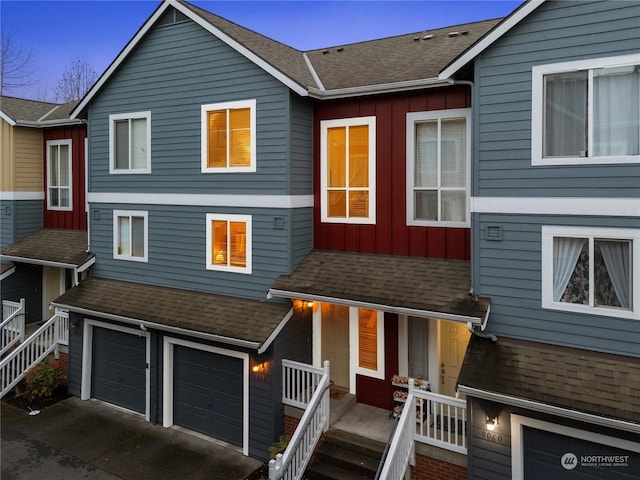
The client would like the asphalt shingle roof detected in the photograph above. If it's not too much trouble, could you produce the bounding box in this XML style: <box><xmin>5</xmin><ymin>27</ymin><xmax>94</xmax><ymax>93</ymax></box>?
<box><xmin>458</xmin><ymin>335</ymin><xmax>640</xmax><ymax>425</ymax></box>
<box><xmin>1</xmin><ymin>96</ymin><xmax>80</xmax><ymax>123</ymax></box>
<box><xmin>0</xmin><ymin>229</ymin><xmax>94</xmax><ymax>267</ymax></box>
<box><xmin>54</xmin><ymin>276</ymin><xmax>292</xmax><ymax>347</ymax></box>
<box><xmin>270</xmin><ymin>250</ymin><xmax>489</xmax><ymax>320</ymax></box>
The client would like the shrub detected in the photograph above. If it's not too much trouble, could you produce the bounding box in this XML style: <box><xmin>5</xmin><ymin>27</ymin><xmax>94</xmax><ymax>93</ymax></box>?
<box><xmin>25</xmin><ymin>358</ymin><xmax>66</xmax><ymax>399</ymax></box>
<box><xmin>268</xmin><ymin>435</ymin><xmax>290</xmax><ymax>459</ymax></box>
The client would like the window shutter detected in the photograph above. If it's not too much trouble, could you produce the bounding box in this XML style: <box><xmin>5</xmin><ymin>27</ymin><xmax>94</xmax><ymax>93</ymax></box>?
<box><xmin>358</xmin><ymin>309</ymin><xmax>377</xmax><ymax>370</ymax></box>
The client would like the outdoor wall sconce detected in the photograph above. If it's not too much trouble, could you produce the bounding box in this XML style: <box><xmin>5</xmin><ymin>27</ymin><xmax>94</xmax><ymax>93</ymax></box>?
<box><xmin>252</xmin><ymin>362</ymin><xmax>265</xmax><ymax>373</ymax></box>
<box><xmin>305</xmin><ymin>300</ymin><xmax>315</xmax><ymax>308</ymax></box>
<box><xmin>485</xmin><ymin>415</ymin><xmax>498</xmax><ymax>431</ymax></box>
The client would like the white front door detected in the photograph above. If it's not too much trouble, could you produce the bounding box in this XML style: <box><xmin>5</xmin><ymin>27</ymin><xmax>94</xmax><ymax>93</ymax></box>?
<box><xmin>320</xmin><ymin>303</ymin><xmax>350</xmax><ymax>389</ymax></box>
<box><xmin>42</xmin><ymin>266</ymin><xmax>65</xmax><ymax>319</ymax></box>
<box><xmin>438</xmin><ymin>320</ymin><xmax>470</xmax><ymax>397</ymax></box>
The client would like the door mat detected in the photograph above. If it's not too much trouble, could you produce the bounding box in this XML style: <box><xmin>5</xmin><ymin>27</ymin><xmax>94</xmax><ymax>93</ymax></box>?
<box><xmin>330</xmin><ymin>388</ymin><xmax>347</xmax><ymax>400</ymax></box>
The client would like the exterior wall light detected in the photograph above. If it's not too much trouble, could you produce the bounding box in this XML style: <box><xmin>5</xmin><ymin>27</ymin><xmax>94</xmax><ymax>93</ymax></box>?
<box><xmin>252</xmin><ymin>362</ymin><xmax>265</xmax><ymax>373</ymax></box>
<box><xmin>486</xmin><ymin>415</ymin><xmax>498</xmax><ymax>431</ymax></box>
<box><xmin>306</xmin><ymin>301</ymin><xmax>315</xmax><ymax>308</ymax></box>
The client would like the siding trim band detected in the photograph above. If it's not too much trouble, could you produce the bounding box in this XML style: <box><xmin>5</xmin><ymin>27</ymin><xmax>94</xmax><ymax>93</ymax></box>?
<box><xmin>0</xmin><ymin>192</ymin><xmax>45</xmax><ymax>201</ymax></box>
<box><xmin>267</xmin><ymin>288</ymin><xmax>484</xmax><ymax>326</ymax></box>
<box><xmin>52</xmin><ymin>303</ymin><xmax>261</xmax><ymax>350</ymax></box>
<box><xmin>472</xmin><ymin>197</ymin><xmax>640</xmax><ymax>217</ymax></box>
<box><xmin>459</xmin><ymin>385</ymin><xmax>640</xmax><ymax>435</ymax></box>
<box><xmin>87</xmin><ymin>192</ymin><xmax>314</xmax><ymax>209</ymax></box>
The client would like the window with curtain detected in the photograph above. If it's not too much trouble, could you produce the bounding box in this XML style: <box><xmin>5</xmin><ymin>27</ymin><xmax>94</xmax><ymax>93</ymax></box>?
<box><xmin>406</xmin><ymin>109</ymin><xmax>470</xmax><ymax>226</ymax></box>
<box><xmin>542</xmin><ymin>226</ymin><xmax>638</xmax><ymax>319</ymax></box>
<box><xmin>206</xmin><ymin>214</ymin><xmax>252</xmax><ymax>274</ymax></box>
<box><xmin>320</xmin><ymin>116</ymin><xmax>376</xmax><ymax>224</ymax></box>
<box><xmin>113</xmin><ymin>210</ymin><xmax>148</xmax><ymax>262</ymax></box>
<box><xmin>533</xmin><ymin>55</ymin><xmax>639</xmax><ymax>165</ymax></box>
<box><xmin>47</xmin><ymin>139</ymin><xmax>72</xmax><ymax>210</ymax></box>
<box><xmin>201</xmin><ymin>100</ymin><xmax>256</xmax><ymax>173</ymax></box>
<box><xmin>109</xmin><ymin>112</ymin><xmax>151</xmax><ymax>173</ymax></box>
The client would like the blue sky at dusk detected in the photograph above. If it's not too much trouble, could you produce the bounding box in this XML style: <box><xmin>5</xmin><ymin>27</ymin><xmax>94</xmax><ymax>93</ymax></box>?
<box><xmin>2</xmin><ymin>0</ymin><xmax>522</xmax><ymax>101</ymax></box>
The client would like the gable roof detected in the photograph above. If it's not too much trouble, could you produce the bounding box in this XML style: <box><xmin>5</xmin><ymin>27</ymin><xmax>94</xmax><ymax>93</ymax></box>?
<box><xmin>439</xmin><ymin>0</ymin><xmax>543</xmax><ymax>79</ymax></box>
<box><xmin>0</xmin><ymin>229</ymin><xmax>94</xmax><ymax>269</ymax></box>
<box><xmin>269</xmin><ymin>249</ymin><xmax>490</xmax><ymax>325</ymax></box>
<box><xmin>1</xmin><ymin>95</ymin><xmax>83</xmax><ymax>127</ymax></box>
<box><xmin>72</xmin><ymin>0</ymin><xmax>502</xmax><ymax>117</ymax></box>
<box><xmin>458</xmin><ymin>335</ymin><xmax>640</xmax><ymax>433</ymax></box>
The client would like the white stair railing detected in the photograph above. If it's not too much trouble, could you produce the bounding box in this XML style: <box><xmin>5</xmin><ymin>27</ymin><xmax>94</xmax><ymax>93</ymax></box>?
<box><xmin>269</xmin><ymin>360</ymin><xmax>330</xmax><ymax>480</ymax></box>
<box><xmin>1</xmin><ymin>299</ymin><xmax>25</xmax><ymax>356</ymax></box>
<box><xmin>0</xmin><ymin>310</ymin><xmax>68</xmax><ymax>398</ymax></box>
<box><xmin>282</xmin><ymin>359</ymin><xmax>326</xmax><ymax>409</ymax></box>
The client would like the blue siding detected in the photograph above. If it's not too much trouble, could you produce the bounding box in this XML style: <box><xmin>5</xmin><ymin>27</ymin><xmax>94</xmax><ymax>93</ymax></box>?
<box><xmin>289</xmin><ymin>92</ymin><xmax>314</xmax><ymax>196</ymax></box>
<box><xmin>476</xmin><ymin>212</ymin><xmax>640</xmax><ymax>356</ymax></box>
<box><xmin>474</xmin><ymin>0</ymin><xmax>640</xmax><ymax>198</ymax></box>
<box><xmin>0</xmin><ymin>263</ymin><xmax>42</xmax><ymax>324</ymax></box>
<box><xmin>88</xmin><ymin>18</ymin><xmax>306</xmax><ymax>196</ymax></box>
<box><xmin>90</xmin><ymin>204</ymin><xmax>301</xmax><ymax>300</ymax></box>
<box><xmin>0</xmin><ymin>200</ymin><xmax>42</xmax><ymax>246</ymax></box>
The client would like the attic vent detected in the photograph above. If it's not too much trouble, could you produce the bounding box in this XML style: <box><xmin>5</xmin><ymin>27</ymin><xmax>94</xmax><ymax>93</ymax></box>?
<box><xmin>423</xmin><ymin>34</ymin><xmax>434</xmax><ymax>40</ymax></box>
<box><xmin>448</xmin><ymin>31</ymin><xmax>461</xmax><ymax>37</ymax></box>
<box><xmin>322</xmin><ymin>49</ymin><xmax>329</xmax><ymax>55</ymax></box>
<box><xmin>336</xmin><ymin>47</ymin><xmax>344</xmax><ymax>53</ymax></box>
<box><xmin>413</xmin><ymin>37</ymin><xmax>421</xmax><ymax>42</ymax></box>
<box><xmin>485</xmin><ymin>224</ymin><xmax>503</xmax><ymax>241</ymax></box>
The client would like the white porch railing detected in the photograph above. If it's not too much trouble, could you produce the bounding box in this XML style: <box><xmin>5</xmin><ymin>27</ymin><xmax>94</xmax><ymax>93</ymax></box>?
<box><xmin>269</xmin><ymin>360</ymin><xmax>330</xmax><ymax>480</ymax></box>
<box><xmin>0</xmin><ymin>309</ymin><xmax>69</xmax><ymax>398</ymax></box>
<box><xmin>1</xmin><ymin>299</ymin><xmax>26</xmax><ymax>356</ymax></box>
<box><xmin>281</xmin><ymin>359</ymin><xmax>327</xmax><ymax>409</ymax></box>
<box><xmin>377</xmin><ymin>379</ymin><xmax>467</xmax><ymax>479</ymax></box>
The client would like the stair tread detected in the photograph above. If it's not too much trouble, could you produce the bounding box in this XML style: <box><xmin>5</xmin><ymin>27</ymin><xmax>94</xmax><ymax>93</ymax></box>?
<box><xmin>306</xmin><ymin>459</ymin><xmax>374</xmax><ymax>480</ymax></box>
<box><xmin>315</xmin><ymin>442</ymin><xmax>380</xmax><ymax>470</ymax></box>
<box><xmin>321</xmin><ymin>429</ymin><xmax>386</xmax><ymax>458</ymax></box>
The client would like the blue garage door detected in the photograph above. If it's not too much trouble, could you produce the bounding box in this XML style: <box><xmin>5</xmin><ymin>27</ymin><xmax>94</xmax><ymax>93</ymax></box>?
<box><xmin>173</xmin><ymin>345</ymin><xmax>243</xmax><ymax>447</ymax></box>
<box><xmin>523</xmin><ymin>426</ymin><xmax>639</xmax><ymax>479</ymax></box>
<box><xmin>92</xmin><ymin>327</ymin><xmax>146</xmax><ymax>414</ymax></box>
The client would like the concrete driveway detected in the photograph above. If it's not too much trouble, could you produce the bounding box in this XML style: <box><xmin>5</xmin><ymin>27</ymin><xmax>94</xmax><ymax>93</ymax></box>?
<box><xmin>1</xmin><ymin>397</ymin><xmax>263</xmax><ymax>480</ymax></box>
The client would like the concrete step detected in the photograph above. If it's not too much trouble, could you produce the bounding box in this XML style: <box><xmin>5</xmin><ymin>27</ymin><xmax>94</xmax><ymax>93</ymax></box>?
<box><xmin>305</xmin><ymin>429</ymin><xmax>385</xmax><ymax>480</ymax></box>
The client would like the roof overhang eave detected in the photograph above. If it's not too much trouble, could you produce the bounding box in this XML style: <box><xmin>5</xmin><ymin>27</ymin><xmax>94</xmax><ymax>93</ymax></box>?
<box><xmin>15</xmin><ymin>118</ymin><xmax>86</xmax><ymax>128</ymax></box>
<box><xmin>0</xmin><ymin>265</ymin><xmax>16</xmax><ymax>281</ymax></box>
<box><xmin>458</xmin><ymin>385</ymin><xmax>640</xmax><ymax>435</ymax></box>
<box><xmin>267</xmin><ymin>288</ymin><xmax>483</xmax><ymax>326</ymax></box>
<box><xmin>0</xmin><ymin>254</ymin><xmax>94</xmax><ymax>270</ymax></box>
<box><xmin>51</xmin><ymin>302</ymin><xmax>262</xmax><ymax>350</ymax></box>
<box><xmin>309</xmin><ymin>77</ymin><xmax>454</xmax><ymax>100</ymax></box>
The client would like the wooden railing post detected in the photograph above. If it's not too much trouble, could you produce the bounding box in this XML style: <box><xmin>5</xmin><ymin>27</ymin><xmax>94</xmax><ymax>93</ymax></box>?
<box><xmin>323</xmin><ymin>360</ymin><xmax>330</xmax><ymax>432</ymax></box>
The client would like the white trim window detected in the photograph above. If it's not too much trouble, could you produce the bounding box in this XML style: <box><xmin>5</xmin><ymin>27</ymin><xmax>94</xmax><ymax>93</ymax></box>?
<box><xmin>320</xmin><ymin>116</ymin><xmax>376</xmax><ymax>224</ymax></box>
<box><xmin>113</xmin><ymin>210</ymin><xmax>148</xmax><ymax>262</ymax></box>
<box><xmin>541</xmin><ymin>226</ymin><xmax>639</xmax><ymax>320</ymax></box>
<box><xmin>206</xmin><ymin>213</ymin><xmax>252</xmax><ymax>274</ymax></box>
<box><xmin>201</xmin><ymin>100</ymin><xmax>256</xmax><ymax>173</ymax></box>
<box><xmin>351</xmin><ymin>307</ymin><xmax>385</xmax><ymax>380</ymax></box>
<box><xmin>532</xmin><ymin>54</ymin><xmax>640</xmax><ymax>166</ymax></box>
<box><xmin>406</xmin><ymin>109</ymin><xmax>470</xmax><ymax>227</ymax></box>
<box><xmin>109</xmin><ymin>111</ymin><xmax>151</xmax><ymax>173</ymax></box>
<box><xmin>46</xmin><ymin>139</ymin><xmax>72</xmax><ymax>210</ymax></box>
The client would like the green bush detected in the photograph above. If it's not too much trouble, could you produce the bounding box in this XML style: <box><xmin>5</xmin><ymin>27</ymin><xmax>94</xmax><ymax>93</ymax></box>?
<box><xmin>268</xmin><ymin>435</ymin><xmax>290</xmax><ymax>459</ymax></box>
<box><xmin>25</xmin><ymin>358</ymin><xmax>66</xmax><ymax>399</ymax></box>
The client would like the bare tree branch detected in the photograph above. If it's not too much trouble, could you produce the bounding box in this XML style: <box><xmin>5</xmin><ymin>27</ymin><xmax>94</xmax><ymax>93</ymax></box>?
<box><xmin>55</xmin><ymin>55</ymin><xmax>98</xmax><ymax>102</ymax></box>
<box><xmin>0</xmin><ymin>29</ymin><xmax>37</xmax><ymax>96</ymax></box>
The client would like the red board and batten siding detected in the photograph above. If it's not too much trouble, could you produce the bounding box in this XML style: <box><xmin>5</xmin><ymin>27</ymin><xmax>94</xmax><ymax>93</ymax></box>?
<box><xmin>313</xmin><ymin>86</ymin><xmax>471</xmax><ymax>260</ymax></box>
<box><xmin>43</xmin><ymin>125</ymin><xmax>87</xmax><ymax>230</ymax></box>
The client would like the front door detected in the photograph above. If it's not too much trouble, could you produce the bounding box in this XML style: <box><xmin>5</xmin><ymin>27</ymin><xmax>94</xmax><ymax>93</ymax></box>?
<box><xmin>42</xmin><ymin>266</ymin><xmax>64</xmax><ymax>319</ymax></box>
<box><xmin>321</xmin><ymin>303</ymin><xmax>349</xmax><ymax>389</ymax></box>
<box><xmin>439</xmin><ymin>320</ymin><xmax>470</xmax><ymax>397</ymax></box>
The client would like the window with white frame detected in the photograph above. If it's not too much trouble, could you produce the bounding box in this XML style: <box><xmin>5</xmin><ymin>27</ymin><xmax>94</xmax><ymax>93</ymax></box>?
<box><xmin>320</xmin><ymin>117</ymin><xmax>376</xmax><ymax>224</ymax></box>
<box><xmin>47</xmin><ymin>139</ymin><xmax>72</xmax><ymax>210</ymax></box>
<box><xmin>541</xmin><ymin>226</ymin><xmax>639</xmax><ymax>320</ymax></box>
<box><xmin>406</xmin><ymin>109</ymin><xmax>470</xmax><ymax>226</ymax></box>
<box><xmin>109</xmin><ymin>112</ymin><xmax>151</xmax><ymax>173</ymax></box>
<box><xmin>201</xmin><ymin>100</ymin><xmax>256</xmax><ymax>173</ymax></box>
<box><xmin>532</xmin><ymin>55</ymin><xmax>639</xmax><ymax>165</ymax></box>
<box><xmin>206</xmin><ymin>214</ymin><xmax>252</xmax><ymax>274</ymax></box>
<box><xmin>113</xmin><ymin>210</ymin><xmax>148</xmax><ymax>262</ymax></box>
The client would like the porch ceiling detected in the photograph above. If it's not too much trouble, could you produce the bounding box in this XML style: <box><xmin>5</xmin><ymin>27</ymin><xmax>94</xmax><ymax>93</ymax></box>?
<box><xmin>0</xmin><ymin>229</ymin><xmax>94</xmax><ymax>268</ymax></box>
<box><xmin>269</xmin><ymin>250</ymin><xmax>489</xmax><ymax>323</ymax></box>
<box><xmin>52</xmin><ymin>276</ymin><xmax>292</xmax><ymax>349</ymax></box>
<box><xmin>458</xmin><ymin>335</ymin><xmax>640</xmax><ymax>427</ymax></box>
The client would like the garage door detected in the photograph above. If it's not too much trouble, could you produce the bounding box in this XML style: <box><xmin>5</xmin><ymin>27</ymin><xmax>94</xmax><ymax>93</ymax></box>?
<box><xmin>173</xmin><ymin>345</ymin><xmax>243</xmax><ymax>446</ymax></box>
<box><xmin>523</xmin><ymin>426</ymin><xmax>639</xmax><ymax>479</ymax></box>
<box><xmin>92</xmin><ymin>327</ymin><xmax>146</xmax><ymax>414</ymax></box>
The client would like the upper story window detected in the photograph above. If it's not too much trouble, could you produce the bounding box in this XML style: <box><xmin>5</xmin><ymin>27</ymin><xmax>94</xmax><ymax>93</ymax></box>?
<box><xmin>532</xmin><ymin>55</ymin><xmax>639</xmax><ymax>166</ymax></box>
<box><xmin>320</xmin><ymin>117</ymin><xmax>376</xmax><ymax>224</ymax></box>
<box><xmin>201</xmin><ymin>100</ymin><xmax>256</xmax><ymax>173</ymax></box>
<box><xmin>47</xmin><ymin>139</ymin><xmax>72</xmax><ymax>211</ymax></box>
<box><xmin>541</xmin><ymin>226</ymin><xmax>639</xmax><ymax>320</ymax></box>
<box><xmin>109</xmin><ymin>112</ymin><xmax>151</xmax><ymax>173</ymax></box>
<box><xmin>206</xmin><ymin>213</ymin><xmax>252</xmax><ymax>274</ymax></box>
<box><xmin>113</xmin><ymin>210</ymin><xmax>148</xmax><ymax>262</ymax></box>
<box><xmin>406</xmin><ymin>109</ymin><xmax>470</xmax><ymax>227</ymax></box>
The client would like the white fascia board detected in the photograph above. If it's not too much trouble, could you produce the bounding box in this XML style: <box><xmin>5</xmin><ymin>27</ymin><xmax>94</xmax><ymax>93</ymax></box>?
<box><xmin>459</xmin><ymin>385</ymin><xmax>640</xmax><ymax>435</ymax></box>
<box><xmin>0</xmin><ymin>255</ymin><xmax>77</xmax><ymax>269</ymax></box>
<box><xmin>71</xmin><ymin>1</ymin><xmax>172</xmax><ymax>118</ymax></box>
<box><xmin>438</xmin><ymin>0</ymin><xmax>545</xmax><ymax>80</ymax></box>
<box><xmin>0</xmin><ymin>111</ymin><xmax>16</xmax><ymax>126</ymax></box>
<box><xmin>0</xmin><ymin>265</ymin><xmax>16</xmax><ymax>281</ymax></box>
<box><xmin>471</xmin><ymin>197</ymin><xmax>640</xmax><ymax>217</ymax></box>
<box><xmin>170</xmin><ymin>1</ymin><xmax>309</xmax><ymax>96</ymax></box>
<box><xmin>309</xmin><ymin>77</ymin><xmax>452</xmax><ymax>100</ymax></box>
<box><xmin>88</xmin><ymin>192</ymin><xmax>314</xmax><ymax>209</ymax></box>
<box><xmin>258</xmin><ymin>307</ymin><xmax>293</xmax><ymax>354</ymax></box>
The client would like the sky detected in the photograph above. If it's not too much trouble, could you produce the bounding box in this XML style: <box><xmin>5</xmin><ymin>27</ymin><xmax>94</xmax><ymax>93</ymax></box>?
<box><xmin>1</xmin><ymin>0</ymin><xmax>523</xmax><ymax>101</ymax></box>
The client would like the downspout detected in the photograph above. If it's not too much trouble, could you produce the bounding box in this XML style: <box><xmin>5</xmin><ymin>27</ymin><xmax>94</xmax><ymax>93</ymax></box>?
<box><xmin>453</xmin><ymin>79</ymin><xmax>497</xmax><ymax>343</ymax></box>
